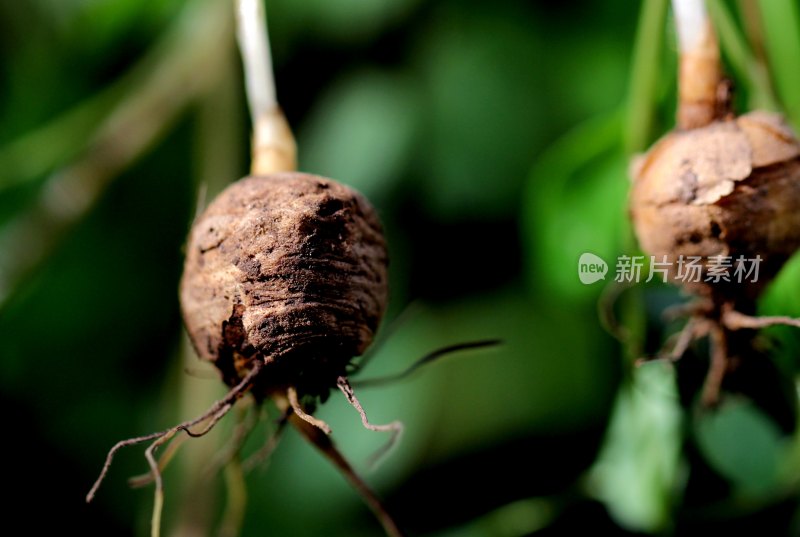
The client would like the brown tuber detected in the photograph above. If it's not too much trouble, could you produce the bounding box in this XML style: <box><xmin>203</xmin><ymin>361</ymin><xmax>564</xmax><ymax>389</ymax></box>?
<box><xmin>180</xmin><ymin>172</ymin><xmax>389</xmax><ymax>399</ymax></box>
<box><xmin>630</xmin><ymin>104</ymin><xmax>800</xmax><ymax>406</ymax></box>
<box><xmin>87</xmin><ymin>2</ymin><xmax>411</xmax><ymax>534</ymax></box>
<box><xmin>630</xmin><ymin>110</ymin><xmax>800</xmax><ymax>300</ymax></box>
<box><xmin>87</xmin><ymin>171</ymin><xmax>404</xmax><ymax>537</ymax></box>
<box><xmin>626</xmin><ymin>1</ymin><xmax>800</xmax><ymax>406</ymax></box>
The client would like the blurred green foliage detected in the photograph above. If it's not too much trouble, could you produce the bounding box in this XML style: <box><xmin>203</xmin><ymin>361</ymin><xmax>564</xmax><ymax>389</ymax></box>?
<box><xmin>2</xmin><ymin>0</ymin><xmax>800</xmax><ymax>536</ymax></box>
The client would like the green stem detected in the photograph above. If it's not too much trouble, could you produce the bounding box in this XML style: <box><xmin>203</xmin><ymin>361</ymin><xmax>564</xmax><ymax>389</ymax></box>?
<box><xmin>625</xmin><ymin>0</ymin><xmax>669</xmax><ymax>154</ymax></box>
<box><xmin>760</xmin><ymin>0</ymin><xmax>800</xmax><ymax>126</ymax></box>
<box><xmin>707</xmin><ymin>0</ymin><xmax>779</xmax><ymax>111</ymax></box>
<box><xmin>218</xmin><ymin>458</ymin><xmax>248</xmax><ymax>537</ymax></box>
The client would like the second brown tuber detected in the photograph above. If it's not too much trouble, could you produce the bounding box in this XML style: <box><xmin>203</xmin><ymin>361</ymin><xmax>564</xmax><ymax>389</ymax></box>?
<box><xmin>628</xmin><ymin>89</ymin><xmax>800</xmax><ymax>405</ymax></box>
<box><xmin>631</xmin><ymin>109</ymin><xmax>800</xmax><ymax>302</ymax></box>
<box><xmin>627</xmin><ymin>1</ymin><xmax>800</xmax><ymax>406</ymax></box>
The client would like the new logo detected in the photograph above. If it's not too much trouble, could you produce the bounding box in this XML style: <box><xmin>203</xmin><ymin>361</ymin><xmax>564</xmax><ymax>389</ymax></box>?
<box><xmin>578</xmin><ymin>252</ymin><xmax>608</xmax><ymax>284</ymax></box>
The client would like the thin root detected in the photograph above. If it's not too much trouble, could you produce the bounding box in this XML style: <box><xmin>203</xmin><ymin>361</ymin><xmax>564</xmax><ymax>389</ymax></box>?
<box><xmin>86</xmin><ymin>431</ymin><xmax>170</xmax><ymax>502</ymax></box>
<box><xmin>351</xmin><ymin>301</ymin><xmax>424</xmax><ymax>375</ymax></box>
<box><xmin>284</xmin><ymin>401</ymin><xmax>405</xmax><ymax>537</ymax></box>
<box><xmin>598</xmin><ymin>280</ymin><xmax>635</xmax><ymax>343</ymax></box>
<box><xmin>86</xmin><ymin>358</ymin><xmax>265</xmax><ymax>504</ymax></box>
<box><xmin>661</xmin><ymin>298</ymin><xmax>713</xmax><ymax>322</ymax></box>
<box><xmin>644</xmin><ymin>301</ymin><xmax>800</xmax><ymax>408</ymax></box>
<box><xmin>287</xmin><ymin>385</ymin><xmax>332</xmax><ymax>435</ymax></box>
<box><xmin>180</xmin><ymin>403</ymin><xmax>233</xmax><ymax>438</ymax></box>
<box><xmin>670</xmin><ymin>317</ymin><xmax>711</xmax><ymax>360</ymax></box>
<box><xmin>204</xmin><ymin>400</ymin><xmax>259</xmax><ymax>478</ymax></box>
<box><xmin>145</xmin><ymin>429</ymin><xmax>177</xmax><ymax>537</ymax></box>
<box><xmin>131</xmin><ymin>401</ymin><xmax>242</xmax><ymax>488</ymax></box>
<box><xmin>218</xmin><ymin>456</ymin><xmax>247</xmax><ymax>537</ymax></box>
<box><xmin>242</xmin><ymin>409</ymin><xmax>289</xmax><ymax>473</ymax></box>
<box><xmin>128</xmin><ymin>434</ymin><xmax>188</xmax><ymax>488</ymax></box>
<box><xmin>702</xmin><ymin>324</ymin><xmax>728</xmax><ymax>406</ymax></box>
<box><xmin>354</xmin><ymin>340</ymin><xmax>501</xmax><ymax>388</ymax></box>
<box><xmin>337</xmin><ymin>376</ymin><xmax>403</xmax><ymax>469</ymax></box>
<box><xmin>722</xmin><ymin>306</ymin><xmax>800</xmax><ymax>331</ymax></box>
<box><xmin>635</xmin><ymin>317</ymin><xmax>710</xmax><ymax>366</ymax></box>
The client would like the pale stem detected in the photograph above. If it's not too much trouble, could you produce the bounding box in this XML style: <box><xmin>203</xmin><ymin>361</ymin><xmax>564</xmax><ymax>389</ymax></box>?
<box><xmin>235</xmin><ymin>0</ymin><xmax>276</xmax><ymax>119</ymax></box>
<box><xmin>235</xmin><ymin>0</ymin><xmax>296</xmax><ymax>174</ymax></box>
<box><xmin>672</xmin><ymin>0</ymin><xmax>721</xmax><ymax>129</ymax></box>
<box><xmin>674</xmin><ymin>0</ymin><xmax>709</xmax><ymax>53</ymax></box>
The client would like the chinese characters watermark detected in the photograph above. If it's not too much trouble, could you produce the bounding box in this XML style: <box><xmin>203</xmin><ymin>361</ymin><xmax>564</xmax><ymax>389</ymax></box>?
<box><xmin>578</xmin><ymin>253</ymin><xmax>761</xmax><ymax>285</ymax></box>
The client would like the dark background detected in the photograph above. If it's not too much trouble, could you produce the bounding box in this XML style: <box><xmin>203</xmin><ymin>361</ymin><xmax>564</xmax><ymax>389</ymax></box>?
<box><xmin>2</xmin><ymin>0</ymin><xmax>800</xmax><ymax>535</ymax></box>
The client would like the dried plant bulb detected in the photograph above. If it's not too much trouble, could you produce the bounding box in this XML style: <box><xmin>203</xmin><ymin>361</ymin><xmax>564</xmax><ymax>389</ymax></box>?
<box><xmin>89</xmin><ymin>3</ymin><xmax>406</xmax><ymax>534</ymax></box>
<box><xmin>90</xmin><ymin>170</ymin><xmax>401</xmax><ymax>537</ymax></box>
<box><xmin>630</xmin><ymin>110</ymin><xmax>800</xmax><ymax>299</ymax></box>
<box><xmin>180</xmin><ymin>172</ymin><xmax>389</xmax><ymax>397</ymax></box>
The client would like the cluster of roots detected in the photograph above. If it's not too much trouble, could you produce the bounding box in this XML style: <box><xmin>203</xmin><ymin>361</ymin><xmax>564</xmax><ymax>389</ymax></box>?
<box><xmin>646</xmin><ymin>298</ymin><xmax>800</xmax><ymax>406</ymax></box>
<box><xmin>85</xmin><ymin>357</ymin><xmax>405</xmax><ymax>534</ymax></box>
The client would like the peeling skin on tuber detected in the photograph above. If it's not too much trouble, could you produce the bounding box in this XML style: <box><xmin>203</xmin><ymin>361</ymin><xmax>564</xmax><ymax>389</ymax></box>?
<box><xmin>630</xmin><ymin>106</ymin><xmax>800</xmax><ymax>405</ymax></box>
<box><xmin>180</xmin><ymin>172</ymin><xmax>389</xmax><ymax>398</ymax></box>
<box><xmin>631</xmin><ymin>111</ymin><xmax>800</xmax><ymax>300</ymax></box>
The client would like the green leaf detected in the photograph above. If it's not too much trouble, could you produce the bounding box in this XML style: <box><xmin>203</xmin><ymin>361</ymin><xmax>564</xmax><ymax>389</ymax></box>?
<box><xmin>695</xmin><ymin>399</ymin><xmax>786</xmax><ymax>495</ymax></box>
<box><xmin>588</xmin><ymin>363</ymin><xmax>684</xmax><ymax>532</ymax></box>
<box><xmin>757</xmin><ymin>253</ymin><xmax>800</xmax><ymax>371</ymax></box>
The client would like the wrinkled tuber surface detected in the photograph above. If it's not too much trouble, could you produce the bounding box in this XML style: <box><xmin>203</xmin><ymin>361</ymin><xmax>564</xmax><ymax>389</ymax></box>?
<box><xmin>180</xmin><ymin>172</ymin><xmax>388</xmax><ymax>397</ymax></box>
<box><xmin>630</xmin><ymin>111</ymin><xmax>800</xmax><ymax>299</ymax></box>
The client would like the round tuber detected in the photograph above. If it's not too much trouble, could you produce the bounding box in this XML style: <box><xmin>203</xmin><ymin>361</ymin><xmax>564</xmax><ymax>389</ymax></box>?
<box><xmin>630</xmin><ymin>110</ymin><xmax>800</xmax><ymax>301</ymax></box>
<box><xmin>180</xmin><ymin>172</ymin><xmax>389</xmax><ymax>399</ymax></box>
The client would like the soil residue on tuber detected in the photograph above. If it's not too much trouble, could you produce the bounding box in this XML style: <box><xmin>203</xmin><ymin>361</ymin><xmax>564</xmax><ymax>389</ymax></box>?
<box><xmin>180</xmin><ymin>172</ymin><xmax>388</xmax><ymax>399</ymax></box>
<box><xmin>631</xmin><ymin>110</ymin><xmax>800</xmax><ymax>302</ymax></box>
